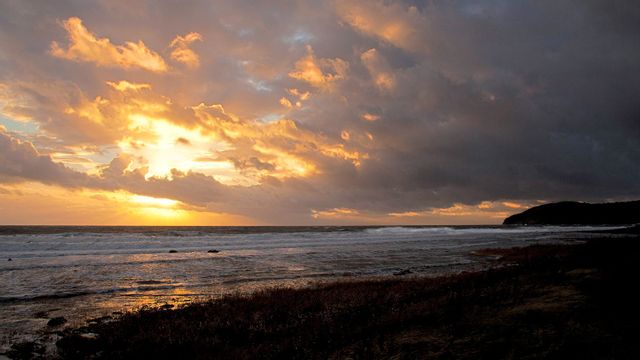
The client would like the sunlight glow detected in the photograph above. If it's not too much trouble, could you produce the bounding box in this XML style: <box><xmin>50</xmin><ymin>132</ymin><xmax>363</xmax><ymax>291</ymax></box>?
<box><xmin>119</xmin><ymin>114</ymin><xmax>232</xmax><ymax>180</ymax></box>
<box><xmin>129</xmin><ymin>195</ymin><xmax>179</xmax><ymax>208</ymax></box>
<box><xmin>139</xmin><ymin>207</ymin><xmax>186</xmax><ymax>219</ymax></box>
<box><xmin>0</xmin><ymin>183</ymin><xmax>257</xmax><ymax>225</ymax></box>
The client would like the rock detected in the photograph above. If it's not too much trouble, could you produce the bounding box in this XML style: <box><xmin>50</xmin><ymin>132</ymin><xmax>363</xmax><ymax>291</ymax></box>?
<box><xmin>79</xmin><ymin>332</ymin><xmax>99</xmax><ymax>340</ymax></box>
<box><xmin>169</xmin><ymin>250</ymin><xmax>178</xmax><ymax>253</ymax></box>
<box><xmin>7</xmin><ymin>258</ymin><xmax>11</xmax><ymax>261</ymax></box>
<box><xmin>88</xmin><ymin>315</ymin><xmax>112</xmax><ymax>325</ymax></box>
<box><xmin>207</xmin><ymin>249</ymin><xmax>220</xmax><ymax>253</ymax></box>
<box><xmin>47</xmin><ymin>316</ymin><xmax>67</xmax><ymax>327</ymax></box>
<box><xmin>7</xmin><ymin>341</ymin><xmax>42</xmax><ymax>359</ymax></box>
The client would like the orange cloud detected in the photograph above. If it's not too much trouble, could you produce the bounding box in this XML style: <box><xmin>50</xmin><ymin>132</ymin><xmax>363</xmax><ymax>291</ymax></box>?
<box><xmin>0</xmin><ymin>82</ymin><xmax>36</xmax><ymax>122</ymax></box>
<box><xmin>50</xmin><ymin>17</ymin><xmax>168</xmax><ymax>72</ymax></box>
<box><xmin>3</xmin><ymin>76</ymin><xmax>370</xmax><ymax>189</ymax></box>
<box><xmin>340</xmin><ymin>130</ymin><xmax>350</xmax><ymax>141</ymax></box>
<box><xmin>280</xmin><ymin>88</ymin><xmax>310</xmax><ymax>109</ymax></box>
<box><xmin>279</xmin><ymin>97</ymin><xmax>293</xmax><ymax>108</ymax></box>
<box><xmin>311</xmin><ymin>207</ymin><xmax>359</xmax><ymax>219</ymax></box>
<box><xmin>361</xmin><ymin>48</ymin><xmax>396</xmax><ymax>91</ymax></box>
<box><xmin>502</xmin><ymin>201</ymin><xmax>525</xmax><ymax>209</ymax></box>
<box><xmin>388</xmin><ymin>211</ymin><xmax>420</xmax><ymax>217</ymax></box>
<box><xmin>386</xmin><ymin>201</ymin><xmax>536</xmax><ymax>223</ymax></box>
<box><xmin>288</xmin><ymin>46</ymin><xmax>348</xmax><ymax>90</ymax></box>
<box><xmin>335</xmin><ymin>1</ymin><xmax>423</xmax><ymax>51</ymax></box>
<box><xmin>169</xmin><ymin>32</ymin><xmax>203</xmax><ymax>68</ymax></box>
<box><xmin>361</xmin><ymin>113</ymin><xmax>380</xmax><ymax>122</ymax></box>
<box><xmin>192</xmin><ymin>104</ymin><xmax>368</xmax><ymax>176</ymax></box>
<box><xmin>287</xmin><ymin>88</ymin><xmax>310</xmax><ymax>101</ymax></box>
<box><xmin>106</xmin><ymin>81</ymin><xmax>151</xmax><ymax>92</ymax></box>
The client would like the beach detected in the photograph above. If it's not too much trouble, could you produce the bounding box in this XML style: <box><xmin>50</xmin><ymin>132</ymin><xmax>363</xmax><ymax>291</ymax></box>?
<box><xmin>53</xmin><ymin>230</ymin><xmax>640</xmax><ymax>359</ymax></box>
<box><xmin>2</xmin><ymin>226</ymin><xmax>638</xmax><ymax>358</ymax></box>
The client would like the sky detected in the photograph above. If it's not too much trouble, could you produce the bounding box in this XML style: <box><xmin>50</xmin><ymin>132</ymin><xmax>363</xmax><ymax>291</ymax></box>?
<box><xmin>0</xmin><ymin>0</ymin><xmax>639</xmax><ymax>225</ymax></box>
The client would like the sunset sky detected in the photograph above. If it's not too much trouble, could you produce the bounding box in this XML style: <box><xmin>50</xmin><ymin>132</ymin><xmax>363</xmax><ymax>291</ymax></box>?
<box><xmin>1</xmin><ymin>1</ymin><xmax>639</xmax><ymax>225</ymax></box>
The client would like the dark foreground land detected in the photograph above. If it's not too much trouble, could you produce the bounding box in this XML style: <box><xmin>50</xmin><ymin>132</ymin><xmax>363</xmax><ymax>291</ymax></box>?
<box><xmin>15</xmin><ymin>230</ymin><xmax>640</xmax><ymax>359</ymax></box>
<box><xmin>503</xmin><ymin>200</ymin><xmax>640</xmax><ymax>225</ymax></box>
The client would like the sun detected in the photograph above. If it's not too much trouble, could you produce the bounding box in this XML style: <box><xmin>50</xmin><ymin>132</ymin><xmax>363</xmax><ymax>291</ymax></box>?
<box><xmin>119</xmin><ymin>114</ymin><xmax>234</xmax><ymax>181</ymax></box>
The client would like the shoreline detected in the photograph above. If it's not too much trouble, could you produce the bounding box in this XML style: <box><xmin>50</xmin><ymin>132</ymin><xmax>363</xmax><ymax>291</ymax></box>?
<box><xmin>8</xmin><ymin>230</ymin><xmax>634</xmax><ymax>359</ymax></box>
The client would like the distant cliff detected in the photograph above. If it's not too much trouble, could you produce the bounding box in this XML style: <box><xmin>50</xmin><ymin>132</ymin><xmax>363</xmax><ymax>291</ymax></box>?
<box><xmin>503</xmin><ymin>201</ymin><xmax>640</xmax><ymax>225</ymax></box>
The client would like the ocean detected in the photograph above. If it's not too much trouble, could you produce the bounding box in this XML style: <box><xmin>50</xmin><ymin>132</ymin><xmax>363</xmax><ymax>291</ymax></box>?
<box><xmin>0</xmin><ymin>225</ymin><xmax>621</xmax><ymax>351</ymax></box>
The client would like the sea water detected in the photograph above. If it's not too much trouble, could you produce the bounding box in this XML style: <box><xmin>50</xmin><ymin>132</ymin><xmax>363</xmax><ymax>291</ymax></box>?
<box><xmin>0</xmin><ymin>225</ymin><xmax>622</xmax><ymax>350</ymax></box>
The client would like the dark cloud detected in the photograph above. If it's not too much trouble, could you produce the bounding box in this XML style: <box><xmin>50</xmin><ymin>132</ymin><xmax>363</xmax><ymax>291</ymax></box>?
<box><xmin>0</xmin><ymin>128</ymin><xmax>91</xmax><ymax>187</ymax></box>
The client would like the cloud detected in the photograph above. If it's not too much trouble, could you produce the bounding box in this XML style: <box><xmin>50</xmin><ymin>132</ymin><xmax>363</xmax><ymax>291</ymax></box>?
<box><xmin>0</xmin><ymin>83</ymin><xmax>36</xmax><ymax>122</ymax></box>
<box><xmin>287</xmin><ymin>88</ymin><xmax>310</xmax><ymax>101</ymax></box>
<box><xmin>1</xmin><ymin>75</ymin><xmax>368</xmax><ymax>191</ymax></box>
<box><xmin>106</xmin><ymin>81</ymin><xmax>151</xmax><ymax>92</ymax></box>
<box><xmin>288</xmin><ymin>46</ymin><xmax>348</xmax><ymax>90</ymax></box>
<box><xmin>385</xmin><ymin>201</ymin><xmax>540</xmax><ymax>224</ymax></box>
<box><xmin>0</xmin><ymin>79</ymin><xmax>166</xmax><ymax>146</ymax></box>
<box><xmin>335</xmin><ymin>0</ymin><xmax>424</xmax><ymax>51</ymax></box>
<box><xmin>1</xmin><ymin>0</ymin><xmax>640</xmax><ymax>224</ymax></box>
<box><xmin>311</xmin><ymin>207</ymin><xmax>359</xmax><ymax>219</ymax></box>
<box><xmin>360</xmin><ymin>48</ymin><xmax>396</xmax><ymax>91</ymax></box>
<box><xmin>279</xmin><ymin>97</ymin><xmax>293</xmax><ymax>108</ymax></box>
<box><xmin>50</xmin><ymin>17</ymin><xmax>168</xmax><ymax>72</ymax></box>
<box><xmin>361</xmin><ymin>113</ymin><xmax>379</xmax><ymax>122</ymax></box>
<box><xmin>0</xmin><ymin>128</ymin><xmax>91</xmax><ymax>187</ymax></box>
<box><xmin>169</xmin><ymin>32</ymin><xmax>203</xmax><ymax>68</ymax></box>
